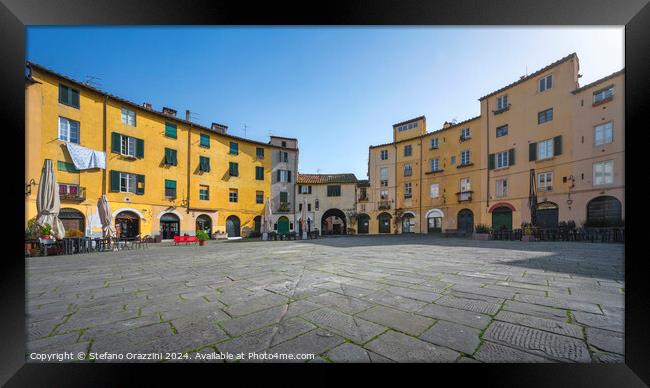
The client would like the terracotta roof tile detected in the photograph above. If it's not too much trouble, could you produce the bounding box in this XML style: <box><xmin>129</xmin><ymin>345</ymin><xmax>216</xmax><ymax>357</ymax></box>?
<box><xmin>297</xmin><ymin>173</ymin><xmax>358</xmax><ymax>184</ymax></box>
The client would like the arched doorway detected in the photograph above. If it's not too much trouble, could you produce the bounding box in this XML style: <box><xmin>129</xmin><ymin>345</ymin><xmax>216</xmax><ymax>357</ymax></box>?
<box><xmin>321</xmin><ymin>208</ymin><xmax>347</xmax><ymax>235</ymax></box>
<box><xmin>59</xmin><ymin>208</ymin><xmax>85</xmax><ymax>235</ymax></box>
<box><xmin>160</xmin><ymin>213</ymin><xmax>180</xmax><ymax>239</ymax></box>
<box><xmin>358</xmin><ymin>213</ymin><xmax>370</xmax><ymax>234</ymax></box>
<box><xmin>457</xmin><ymin>209</ymin><xmax>474</xmax><ymax>233</ymax></box>
<box><xmin>226</xmin><ymin>215</ymin><xmax>241</xmax><ymax>237</ymax></box>
<box><xmin>115</xmin><ymin>210</ymin><xmax>140</xmax><ymax>238</ymax></box>
<box><xmin>277</xmin><ymin>216</ymin><xmax>290</xmax><ymax>234</ymax></box>
<box><xmin>402</xmin><ymin>212</ymin><xmax>415</xmax><ymax>233</ymax></box>
<box><xmin>196</xmin><ymin>214</ymin><xmax>212</xmax><ymax>236</ymax></box>
<box><xmin>536</xmin><ymin>202</ymin><xmax>559</xmax><ymax>228</ymax></box>
<box><xmin>426</xmin><ymin>209</ymin><xmax>443</xmax><ymax>234</ymax></box>
<box><xmin>587</xmin><ymin>196</ymin><xmax>623</xmax><ymax>227</ymax></box>
<box><xmin>377</xmin><ymin>212</ymin><xmax>392</xmax><ymax>234</ymax></box>
<box><xmin>253</xmin><ymin>216</ymin><xmax>262</xmax><ymax>234</ymax></box>
<box><xmin>491</xmin><ymin>207</ymin><xmax>513</xmax><ymax>231</ymax></box>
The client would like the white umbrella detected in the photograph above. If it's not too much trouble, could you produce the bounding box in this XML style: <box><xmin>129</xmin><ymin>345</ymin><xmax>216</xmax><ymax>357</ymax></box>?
<box><xmin>262</xmin><ymin>197</ymin><xmax>273</xmax><ymax>238</ymax></box>
<box><xmin>97</xmin><ymin>194</ymin><xmax>116</xmax><ymax>238</ymax></box>
<box><xmin>301</xmin><ymin>198</ymin><xmax>307</xmax><ymax>239</ymax></box>
<box><xmin>35</xmin><ymin>160</ymin><xmax>65</xmax><ymax>239</ymax></box>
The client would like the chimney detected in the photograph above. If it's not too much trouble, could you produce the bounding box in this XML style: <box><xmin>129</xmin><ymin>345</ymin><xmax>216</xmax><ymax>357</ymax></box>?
<box><xmin>443</xmin><ymin>121</ymin><xmax>451</xmax><ymax>129</ymax></box>
<box><xmin>211</xmin><ymin>123</ymin><xmax>227</xmax><ymax>134</ymax></box>
<box><xmin>143</xmin><ymin>102</ymin><xmax>152</xmax><ymax>110</ymax></box>
<box><xmin>162</xmin><ymin>107</ymin><xmax>177</xmax><ymax>117</ymax></box>
<box><xmin>185</xmin><ymin>110</ymin><xmax>191</xmax><ymax>121</ymax></box>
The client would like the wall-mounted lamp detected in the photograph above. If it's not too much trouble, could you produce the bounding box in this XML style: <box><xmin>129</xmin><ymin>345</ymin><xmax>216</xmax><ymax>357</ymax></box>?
<box><xmin>25</xmin><ymin>179</ymin><xmax>36</xmax><ymax>197</ymax></box>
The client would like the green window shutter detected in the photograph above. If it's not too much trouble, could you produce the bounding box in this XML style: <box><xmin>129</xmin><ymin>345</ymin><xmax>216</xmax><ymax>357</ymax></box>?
<box><xmin>57</xmin><ymin>161</ymin><xmax>79</xmax><ymax>173</ymax></box>
<box><xmin>71</xmin><ymin>89</ymin><xmax>80</xmax><ymax>108</ymax></box>
<box><xmin>508</xmin><ymin>148</ymin><xmax>515</xmax><ymax>166</ymax></box>
<box><xmin>280</xmin><ymin>192</ymin><xmax>288</xmax><ymax>202</ymax></box>
<box><xmin>200</xmin><ymin>156</ymin><xmax>210</xmax><ymax>172</ymax></box>
<box><xmin>277</xmin><ymin>170</ymin><xmax>281</xmax><ymax>182</ymax></box>
<box><xmin>171</xmin><ymin>149</ymin><xmax>177</xmax><ymax>165</ymax></box>
<box><xmin>288</xmin><ymin>170</ymin><xmax>292</xmax><ymax>183</ymax></box>
<box><xmin>136</xmin><ymin>138</ymin><xmax>144</xmax><ymax>158</ymax></box>
<box><xmin>200</xmin><ymin>134</ymin><xmax>210</xmax><ymax>148</ymax></box>
<box><xmin>136</xmin><ymin>174</ymin><xmax>145</xmax><ymax>195</ymax></box>
<box><xmin>165</xmin><ymin>122</ymin><xmax>177</xmax><ymax>138</ymax></box>
<box><xmin>553</xmin><ymin>136</ymin><xmax>562</xmax><ymax>156</ymax></box>
<box><xmin>165</xmin><ymin>179</ymin><xmax>176</xmax><ymax>189</ymax></box>
<box><xmin>488</xmin><ymin>154</ymin><xmax>495</xmax><ymax>170</ymax></box>
<box><xmin>529</xmin><ymin>142</ymin><xmax>537</xmax><ymax>161</ymax></box>
<box><xmin>110</xmin><ymin>170</ymin><xmax>120</xmax><ymax>192</ymax></box>
<box><xmin>112</xmin><ymin>132</ymin><xmax>121</xmax><ymax>153</ymax></box>
<box><xmin>58</xmin><ymin>85</ymin><xmax>66</xmax><ymax>104</ymax></box>
<box><xmin>164</xmin><ymin>148</ymin><xmax>171</xmax><ymax>165</ymax></box>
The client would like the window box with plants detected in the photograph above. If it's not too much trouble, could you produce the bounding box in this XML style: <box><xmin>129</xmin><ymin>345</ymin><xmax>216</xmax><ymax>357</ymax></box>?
<box><xmin>473</xmin><ymin>224</ymin><xmax>491</xmax><ymax>240</ymax></box>
<box><xmin>196</xmin><ymin>230</ymin><xmax>210</xmax><ymax>246</ymax></box>
<box><xmin>521</xmin><ymin>222</ymin><xmax>536</xmax><ymax>242</ymax></box>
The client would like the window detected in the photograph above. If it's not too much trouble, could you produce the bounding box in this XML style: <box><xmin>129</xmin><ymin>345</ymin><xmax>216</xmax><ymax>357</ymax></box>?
<box><xmin>57</xmin><ymin>161</ymin><xmax>78</xmax><ymax>173</ymax></box>
<box><xmin>256</xmin><ymin>147</ymin><xmax>264</xmax><ymax>159</ymax></box>
<box><xmin>459</xmin><ymin>178</ymin><xmax>471</xmax><ymax>201</ymax></box>
<box><xmin>229</xmin><ymin>162</ymin><xmax>239</xmax><ymax>177</ymax></box>
<box><xmin>281</xmin><ymin>141</ymin><xmax>287</xmax><ymax>148</ymax></box>
<box><xmin>538</xmin><ymin>108</ymin><xmax>553</xmax><ymax>124</ymax></box>
<box><xmin>121</xmin><ymin>136</ymin><xmax>137</xmax><ymax>157</ymax></box>
<box><xmin>593</xmin><ymin>160</ymin><xmax>614</xmax><ymax>186</ymax></box>
<box><xmin>255</xmin><ymin>166</ymin><xmax>264</xmax><ymax>180</ymax></box>
<box><xmin>299</xmin><ymin>185</ymin><xmax>311</xmax><ymax>194</ymax></box>
<box><xmin>164</xmin><ymin>148</ymin><xmax>177</xmax><ymax>166</ymax></box>
<box><xmin>404</xmin><ymin>182</ymin><xmax>412</xmax><ymax>199</ymax></box>
<box><xmin>308</xmin><ymin>203</ymin><xmax>312</xmax><ymax>211</ymax></box>
<box><xmin>538</xmin><ymin>74</ymin><xmax>553</xmax><ymax>92</ymax></box>
<box><xmin>496</xmin><ymin>150</ymin><xmax>509</xmax><ymax>168</ymax></box>
<box><xmin>58</xmin><ymin>117</ymin><xmax>80</xmax><ymax>143</ymax></box>
<box><xmin>315</xmin><ymin>199</ymin><xmax>319</xmax><ymax>210</ymax></box>
<box><xmin>280</xmin><ymin>192</ymin><xmax>288</xmax><ymax>204</ymax></box>
<box><xmin>496</xmin><ymin>124</ymin><xmax>508</xmax><ymax>137</ymax></box>
<box><xmin>59</xmin><ymin>183</ymin><xmax>79</xmax><ymax>197</ymax></box>
<box><xmin>461</xmin><ymin>127</ymin><xmax>471</xmax><ymax>140</ymax></box>
<box><xmin>327</xmin><ymin>185</ymin><xmax>341</xmax><ymax>197</ymax></box>
<box><xmin>450</xmin><ymin>156</ymin><xmax>456</xmax><ymax>165</ymax></box>
<box><xmin>199</xmin><ymin>185</ymin><xmax>209</xmax><ymax>200</ymax></box>
<box><xmin>380</xmin><ymin>150</ymin><xmax>388</xmax><ymax>160</ymax></box>
<box><xmin>430</xmin><ymin>138</ymin><xmax>439</xmax><ymax>149</ymax></box>
<box><xmin>120</xmin><ymin>172</ymin><xmax>137</xmax><ymax>193</ymax></box>
<box><xmin>380</xmin><ymin>167</ymin><xmax>388</xmax><ymax>187</ymax></box>
<box><xmin>460</xmin><ymin>150</ymin><xmax>471</xmax><ymax>165</ymax></box>
<box><xmin>165</xmin><ymin>122</ymin><xmax>177</xmax><ymax>138</ymax></box>
<box><xmin>256</xmin><ymin>191</ymin><xmax>264</xmax><ymax>204</ymax></box>
<box><xmin>230</xmin><ymin>142</ymin><xmax>238</xmax><ymax>155</ymax></box>
<box><xmin>279</xmin><ymin>151</ymin><xmax>289</xmax><ymax>162</ymax></box>
<box><xmin>404</xmin><ymin>163</ymin><xmax>412</xmax><ymax>177</ymax></box>
<box><xmin>594</xmin><ymin>122</ymin><xmax>614</xmax><ymax>146</ymax></box>
<box><xmin>397</xmin><ymin>122</ymin><xmax>417</xmax><ymax>132</ymax></box>
<box><xmin>430</xmin><ymin>183</ymin><xmax>439</xmax><ymax>198</ymax></box>
<box><xmin>593</xmin><ymin>86</ymin><xmax>614</xmax><ymax>104</ymax></box>
<box><xmin>404</xmin><ymin>145</ymin><xmax>412</xmax><ymax>157</ymax></box>
<box><xmin>359</xmin><ymin>187</ymin><xmax>367</xmax><ymax>200</ymax></box>
<box><xmin>299</xmin><ymin>203</ymin><xmax>302</xmax><ymax>211</ymax></box>
<box><xmin>58</xmin><ymin>84</ymin><xmax>80</xmax><ymax>108</ymax></box>
<box><xmin>164</xmin><ymin>179</ymin><xmax>176</xmax><ymax>198</ymax></box>
<box><xmin>229</xmin><ymin>189</ymin><xmax>238</xmax><ymax>203</ymax></box>
<box><xmin>199</xmin><ymin>156</ymin><xmax>210</xmax><ymax>172</ymax></box>
<box><xmin>538</xmin><ymin>172</ymin><xmax>553</xmax><ymax>192</ymax></box>
<box><xmin>121</xmin><ymin>108</ymin><xmax>136</xmax><ymax>126</ymax></box>
<box><xmin>496</xmin><ymin>179</ymin><xmax>507</xmax><ymax>197</ymax></box>
<box><xmin>538</xmin><ymin>139</ymin><xmax>554</xmax><ymax>160</ymax></box>
<box><xmin>200</xmin><ymin>134</ymin><xmax>210</xmax><ymax>148</ymax></box>
<box><xmin>497</xmin><ymin>95</ymin><xmax>508</xmax><ymax>111</ymax></box>
<box><xmin>430</xmin><ymin>158</ymin><xmax>440</xmax><ymax>172</ymax></box>
<box><xmin>380</xmin><ymin>190</ymin><xmax>388</xmax><ymax>200</ymax></box>
<box><xmin>278</xmin><ymin>170</ymin><xmax>291</xmax><ymax>183</ymax></box>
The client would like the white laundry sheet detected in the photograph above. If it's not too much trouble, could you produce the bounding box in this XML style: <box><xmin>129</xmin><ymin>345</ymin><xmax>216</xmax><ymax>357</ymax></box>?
<box><xmin>65</xmin><ymin>142</ymin><xmax>106</xmax><ymax>170</ymax></box>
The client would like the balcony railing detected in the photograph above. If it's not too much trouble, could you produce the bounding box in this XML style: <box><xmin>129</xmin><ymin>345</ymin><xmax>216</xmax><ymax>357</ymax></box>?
<box><xmin>378</xmin><ymin>200</ymin><xmax>391</xmax><ymax>210</ymax></box>
<box><xmin>276</xmin><ymin>202</ymin><xmax>291</xmax><ymax>213</ymax></box>
<box><xmin>456</xmin><ymin>190</ymin><xmax>473</xmax><ymax>202</ymax></box>
<box><xmin>60</xmin><ymin>186</ymin><xmax>86</xmax><ymax>201</ymax></box>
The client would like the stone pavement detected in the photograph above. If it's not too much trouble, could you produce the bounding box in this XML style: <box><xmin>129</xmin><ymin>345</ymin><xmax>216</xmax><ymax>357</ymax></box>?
<box><xmin>25</xmin><ymin>235</ymin><xmax>624</xmax><ymax>363</ymax></box>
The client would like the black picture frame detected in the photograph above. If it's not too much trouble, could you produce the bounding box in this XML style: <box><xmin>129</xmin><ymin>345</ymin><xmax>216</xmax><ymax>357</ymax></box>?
<box><xmin>1</xmin><ymin>0</ymin><xmax>648</xmax><ymax>385</ymax></box>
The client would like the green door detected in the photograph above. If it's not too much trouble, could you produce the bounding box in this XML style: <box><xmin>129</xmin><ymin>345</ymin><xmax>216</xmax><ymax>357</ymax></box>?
<box><xmin>277</xmin><ymin>216</ymin><xmax>290</xmax><ymax>235</ymax></box>
<box><xmin>492</xmin><ymin>208</ymin><xmax>513</xmax><ymax>231</ymax></box>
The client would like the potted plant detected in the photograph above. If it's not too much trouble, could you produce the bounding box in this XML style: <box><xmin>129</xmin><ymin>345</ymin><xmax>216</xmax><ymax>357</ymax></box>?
<box><xmin>39</xmin><ymin>224</ymin><xmax>52</xmax><ymax>240</ymax></box>
<box><xmin>473</xmin><ymin>224</ymin><xmax>491</xmax><ymax>240</ymax></box>
<box><xmin>196</xmin><ymin>230</ymin><xmax>209</xmax><ymax>246</ymax></box>
<box><xmin>521</xmin><ymin>222</ymin><xmax>535</xmax><ymax>242</ymax></box>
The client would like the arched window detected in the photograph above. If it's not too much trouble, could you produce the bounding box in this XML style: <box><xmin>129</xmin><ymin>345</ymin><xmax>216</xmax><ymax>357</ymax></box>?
<box><xmin>587</xmin><ymin>196</ymin><xmax>623</xmax><ymax>227</ymax></box>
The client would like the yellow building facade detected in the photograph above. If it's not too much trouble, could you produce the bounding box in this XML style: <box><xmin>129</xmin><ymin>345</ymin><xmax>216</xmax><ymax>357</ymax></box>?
<box><xmin>25</xmin><ymin>62</ymin><xmax>279</xmax><ymax>239</ymax></box>
<box><xmin>364</xmin><ymin>53</ymin><xmax>624</xmax><ymax>234</ymax></box>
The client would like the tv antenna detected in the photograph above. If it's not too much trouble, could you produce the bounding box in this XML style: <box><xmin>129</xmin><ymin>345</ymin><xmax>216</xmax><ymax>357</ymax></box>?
<box><xmin>83</xmin><ymin>75</ymin><xmax>102</xmax><ymax>87</ymax></box>
<box><xmin>242</xmin><ymin>124</ymin><xmax>249</xmax><ymax>138</ymax></box>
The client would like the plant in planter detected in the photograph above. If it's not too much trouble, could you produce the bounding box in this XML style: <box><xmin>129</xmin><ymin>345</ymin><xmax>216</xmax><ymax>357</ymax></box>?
<box><xmin>196</xmin><ymin>230</ymin><xmax>209</xmax><ymax>246</ymax></box>
<box><xmin>39</xmin><ymin>224</ymin><xmax>52</xmax><ymax>239</ymax></box>
<box><xmin>521</xmin><ymin>222</ymin><xmax>535</xmax><ymax>242</ymax></box>
<box><xmin>473</xmin><ymin>224</ymin><xmax>491</xmax><ymax>240</ymax></box>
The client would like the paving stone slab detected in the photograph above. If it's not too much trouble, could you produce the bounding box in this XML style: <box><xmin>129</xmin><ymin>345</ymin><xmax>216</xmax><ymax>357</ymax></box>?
<box><xmin>483</xmin><ymin>321</ymin><xmax>591</xmax><ymax>362</ymax></box>
<box><xmin>416</xmin><ymin>303</ymin><xmax>492</xmax><ymax>330</ymax></box>
<box><xmin>268</xmin><ymin>328</ymin><xmax>345</xmax><ymax>361</ymax></box>
<box><xmin>326</xmin><ymin>343</ymin><xmax>393</xmax><ymax>363</ymax></box>
<box><xmin>384</xmin><ymin>286</ymin><xmax>443</xmax><ymax>303</ymax></box>
<box><xmin>356</xmin><ymin>306</ymin><xmax>435</xmax><ymax>336</ymax></box>
<box><xmin>364</xmin><ymin>330</ymin><xmax>460</xmax><ymax>362</ymax></box>
<box><xmin>302</xmin><ymin>308</ymin><xmax>387</xmax><ymax>344</ymax></box>
<box><xmin>218</xmin><ymin>318</ymin><xmax>316</xmax><ymax>356</ymax></box>
<box><xmin>474</xmin><ymin>341</ymin><xmax>553</xmax><ymax>363</ymax></box>
<box><xmin>362</xmin><ymin>291</ymin><xmax>428</xmax><ymax>313</ymax></box>
<box><xmin>495</xmin><ymin>310</ymin><xmax>584</xmax><ymax>339</ymax></box>
<box><xmin>502</xmin><ymin>300</ymin><xmax>568</xmax><ymax>322</ymax></box>
<box><xmin>419</xmin><ymin>321</ymin><xmax>481</xmax><ymax>355</ymax></box>
<box><xmin>573</xmin><ymin>311</ymin><xmax>624</xmax><ymax>332</ymax></box>
<box><xmin>586</xmin><ymin>327</ymin><xmax>624</xmax><ymax>355</ymax></box>
<box><xmin>514</xmin><ymin>294</ymin><xmax>602</xmax><ymax>314</ymax></box>
<box><xmin>435</xmin><ymin>295</ymin><xmax>502</xmax><ymax>315</ymax></box>
<box><xmin>307</xmin><ymin>292</ymin><xmax>374</xmax><ymax>315</ymax></box>
<box><xmin>591</xmin><ymin>351</ymin><xmax>624</xmax><ymax>363</ymax></box>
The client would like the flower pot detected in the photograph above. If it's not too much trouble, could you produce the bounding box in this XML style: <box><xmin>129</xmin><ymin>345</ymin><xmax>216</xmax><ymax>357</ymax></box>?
<box><xmin>472</xmin><ymin>233</ymin><xmax>491</xmax><ymax>241</ymax></box>
<box><xmin>199</xmin><ymin>240</ymin><xmax>207</xmax><ymax>246</ymax></box>
<box><xmin>25</xmin><ymin>243</ymin><xmax>32</xmax><ymax>251</ymax></box>
<box><xmin>40</xmin><ymin>235</ymin><xmax>51</xmax><ymax>240</ymax></box>
<box><xmin>29</xmin><ymin>248</ymin><xmax>40</xmax><ymax>257</ymax></box>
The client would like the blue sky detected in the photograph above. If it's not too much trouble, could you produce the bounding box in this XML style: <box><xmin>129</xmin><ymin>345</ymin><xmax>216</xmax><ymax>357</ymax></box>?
<box><xmin>27</xmin><ymin>26</ymin><xmax>624</xmax><ymax>179</ymax></box>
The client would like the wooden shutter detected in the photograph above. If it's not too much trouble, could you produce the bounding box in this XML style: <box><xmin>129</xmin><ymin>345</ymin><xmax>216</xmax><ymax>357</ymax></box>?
<box><xmin>553</xmin><ymin>136</ymin><xmax>562</xmax><ymax>156</ymax></box>
<box><xmin>110</xmin><ymin>170</ymin><xmax>120</xmax><ymax>192</ymax></box>
<box><xmin>288</xmin><ymin>171</ymin><xmax>292</xmax><ymax>183</ymax></box>
<box><xmin>71</xmin><ymin>89</ymin><xmax>80</xmax><ymax>108</ymax></box>
<box><xmin>136</xmin><ymin>138</ymin><xmax>144</xmax><ymax>158</ymax></box>
<box><xmin>508</xmin><ymin>148</ymin><xmax>515</xmax><ymax>166</ymax></box>
<box><xmin>277</xmin><ymin>170</ymin><xmax>281</xmax><ymax>182</ymax></box>
<box><xmin>529</xmin><ymin>142</ymin><xmax>537</xmax><ymax>161</ymax></box>
<box><xmin>112</xmin><ymin>132</ymin><xmax>121</xmax><ymax>153</ymax></box>
<box><xmin>136</xmin><ymin>174</ymin><xmax>145</xmax><ymax>195</ymax></box>
<box><xmin>308</xmin><ymin>186</ymin><xmax>312</xmax><ymax>194</ymax></box>
<box><xmin>488</xmin><ymin>154</ymin><xmax>495</xmax><ymax>170</ymax></box>
<box><xmin>171</xmin><ymin>149</ymin><xmax>177</xmax><ymax>165</ymax></box>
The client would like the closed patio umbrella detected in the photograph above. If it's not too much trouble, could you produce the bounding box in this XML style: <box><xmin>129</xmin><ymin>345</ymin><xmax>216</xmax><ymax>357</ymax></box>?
<box><xmin>301</xmin><ymin>198</ymin><xmax>307</xmax><ymax>239</ymax></box>
<box><xmin>97</xmin><ymin>194</ymin><xmax>116</xmax><ymax>238</ymax></box>
<box><xmin>35</xmin><ymin>160</ymin><xmax>65</xmax><ymax>240</ymax></box>
<box><xmin>262</xmin><ymin>197</ymin><xmax>273</xmax><ymax>239</ymax></box>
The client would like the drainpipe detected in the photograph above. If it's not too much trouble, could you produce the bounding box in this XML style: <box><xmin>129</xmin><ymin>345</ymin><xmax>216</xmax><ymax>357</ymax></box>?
<box><xmin>419</xmin><ymin>138</ymin><xmax>423</xmax><ymax>234</ymax></box>
<box><xmin>186</xmin><ymin>113</ymin><xmax>191</xmax><ymax>214</ymax></box>
<box><xmin>102</xmin><ymin>95</ymin><xmax>107</xmax><ymax>194</ymax></box>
